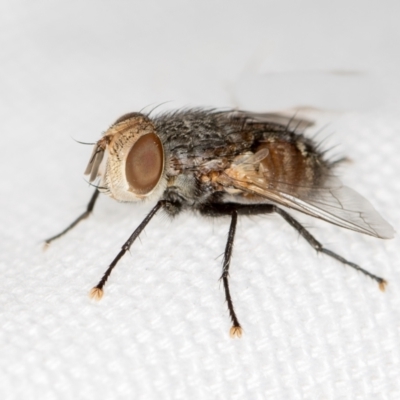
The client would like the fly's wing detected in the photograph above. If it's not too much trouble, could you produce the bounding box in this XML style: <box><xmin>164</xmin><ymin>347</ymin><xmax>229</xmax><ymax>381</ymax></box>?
<box><xmin>216</xmin><ymin>151</ymin><xmax>394</xmax><ymax>239</ymax></box>
<box><xmin>217</xmin><ymin>110</ymin><xmax>315</xmax><ymax>133</ymax></box>
<box><xmin>238</xmin><ymin>111</ymin><xmax>315</xmax><ymax>132</ymax></box>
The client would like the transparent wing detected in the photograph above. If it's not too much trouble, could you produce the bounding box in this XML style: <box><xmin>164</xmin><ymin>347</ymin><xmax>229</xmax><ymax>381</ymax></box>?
<box><xmin>219</xmin><ymin>161</ymin><xmax>394</xmax><ymax>239</ymax></box>
<box><xmin>219</xmin><ymin>110</ymin><xmax>315</xmax><ymax>132</ymax></box>
<box><xmin>240</xmin><ymin>111</ymin><xmax>314</xmax><ymax>131</ymax></box>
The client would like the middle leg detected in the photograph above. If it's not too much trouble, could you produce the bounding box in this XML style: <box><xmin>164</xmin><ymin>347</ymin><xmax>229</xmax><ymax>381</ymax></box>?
<box><xmin>199</xmin><ymin>202</ymin><xmax>275</xmax><ymax>337</ymax></box>
<box><xmin>221</xmin><ymin>210</ymin><xmax>242</xmax><ymax>338</ymax></box>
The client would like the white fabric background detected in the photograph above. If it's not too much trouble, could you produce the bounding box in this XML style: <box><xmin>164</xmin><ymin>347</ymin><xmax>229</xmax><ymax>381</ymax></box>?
<box><xmin>1</xmin><ymin>1</ymin><xmax>400</xmax><ymax>399</ymax></box>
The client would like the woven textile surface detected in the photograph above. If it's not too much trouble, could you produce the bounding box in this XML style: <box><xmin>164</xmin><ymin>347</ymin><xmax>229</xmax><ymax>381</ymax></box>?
<box><xmin>1</xmin><ymin>1</ymin><xmax>399</xmax><ymax>399</ymax></box>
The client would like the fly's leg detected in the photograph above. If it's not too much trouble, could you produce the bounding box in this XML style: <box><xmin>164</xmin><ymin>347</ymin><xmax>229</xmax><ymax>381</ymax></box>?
<box><xmin>44</xmin><ymin>189</ymin><xmax>100</xmax><ymax>247</ymax></box>
<box><xmin>273</xmin><ymin>206</ymin><xmax>387</xmax><ymax>291</ymax></box>
<box><xmin>89</xmin><ymin>200</ymin><xmax>165</xmax><ymax>300</ymax></box>
<box><xmin>200</xmin><ymin>203</ymin><xmax>268</xmax><ymax>337</ymax></box>
<box><xmin>199</xmin><ymin>201</ymin><xmax>386</xmax><ymax>335</ymax></box>
<box><xmin>220</xmin><ymin>210</ymin><xmax>242</xmax><ymax>338</ymax></box>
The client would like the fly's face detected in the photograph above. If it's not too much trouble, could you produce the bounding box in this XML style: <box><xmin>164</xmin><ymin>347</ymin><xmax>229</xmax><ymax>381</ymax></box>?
<box><xmin>85</xmin><ymin>113</ymin><xmax>166</xmax><ymax>202</ymax></box>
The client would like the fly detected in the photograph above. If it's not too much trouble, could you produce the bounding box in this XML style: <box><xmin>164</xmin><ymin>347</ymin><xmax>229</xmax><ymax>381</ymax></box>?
<box><xmin>45</xmin><ymin>109</ymin><xmax>394</xmax><ymax>337</ymax></box>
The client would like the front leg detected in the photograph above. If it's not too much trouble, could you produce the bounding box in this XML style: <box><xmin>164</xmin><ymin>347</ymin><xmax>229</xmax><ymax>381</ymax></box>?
<box><xmin>44</xmin><ymin>189</ymin><xmax>100</xmax><ymax>247</ymax></box>
<box><xmin>90</xmin><ymin>200</ymin><xmax>168</xmax><ymax>300</ymax></box>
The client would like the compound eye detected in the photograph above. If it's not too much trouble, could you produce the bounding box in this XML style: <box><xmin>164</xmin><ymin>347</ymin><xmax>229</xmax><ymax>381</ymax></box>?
<box><xmin>125</xmin><ymin>133</ymin><xmax>164</xmax><ymax>195</ymax></box>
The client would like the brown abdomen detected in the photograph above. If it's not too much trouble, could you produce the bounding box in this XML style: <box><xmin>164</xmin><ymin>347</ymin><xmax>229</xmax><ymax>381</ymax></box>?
<box><xmin>258</xmin><ymin>139</ymin><xmax>322</xmax><ymax>192</ymax></box>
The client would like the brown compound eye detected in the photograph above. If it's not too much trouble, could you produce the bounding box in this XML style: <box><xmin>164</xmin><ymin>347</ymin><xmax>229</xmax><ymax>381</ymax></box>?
<box><xmin>125</xmin><ymin>133</ymin><xmax>164</xmax><ymax>195</ymax></box>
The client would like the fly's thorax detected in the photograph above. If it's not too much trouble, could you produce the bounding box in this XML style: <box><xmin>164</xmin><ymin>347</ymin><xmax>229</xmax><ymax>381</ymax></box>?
<box><xmin>86</xmin><ymin>113</ymin><xmax>167</xmax><ymax>202</ymax></box>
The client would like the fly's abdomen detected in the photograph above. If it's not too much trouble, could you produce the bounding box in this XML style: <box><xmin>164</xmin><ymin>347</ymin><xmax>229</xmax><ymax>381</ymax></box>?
<box><xmin>257</xmin><ymin>139</ymin><xmax>325</xmax><ymax>193</ymax></box>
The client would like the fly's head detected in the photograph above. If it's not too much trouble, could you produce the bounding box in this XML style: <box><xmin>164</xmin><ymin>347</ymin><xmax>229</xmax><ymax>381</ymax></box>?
<box><xmin>85</xmin><ymin>113</ymin><xmax>166</xmax><ymax>202</ymax></box>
